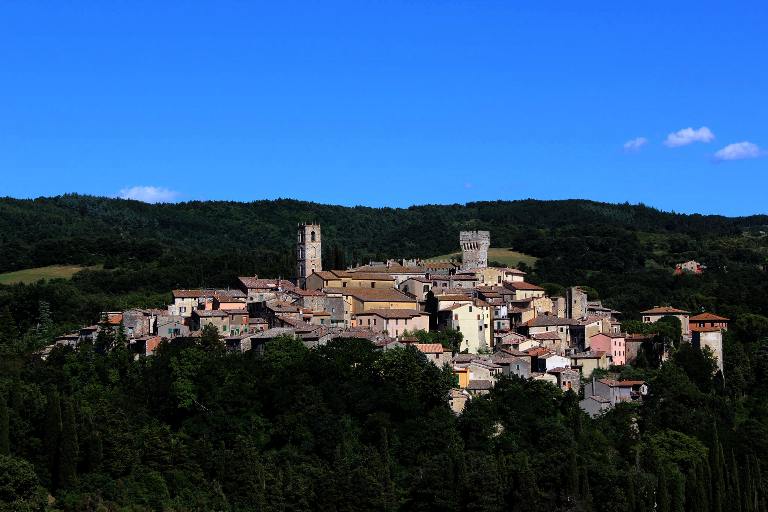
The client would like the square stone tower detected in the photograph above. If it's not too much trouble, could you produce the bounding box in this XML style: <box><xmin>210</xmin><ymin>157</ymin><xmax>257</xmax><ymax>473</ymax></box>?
<box><xmin>297</xmin><ymin>223</ymin><xmax>321</xmax><ymax>286</ymax></box>
<box><xmin>460</xmin><ymin>231</ymin><xmax>490</xmax><ymax>270</ymax></box>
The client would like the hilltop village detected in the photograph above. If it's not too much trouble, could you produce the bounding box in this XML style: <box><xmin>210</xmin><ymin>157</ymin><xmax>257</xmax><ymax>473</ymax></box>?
<box><xmin>51</xmin><ymin>223</ymin><xmax>728</xmax><ymax>416</ymax></box>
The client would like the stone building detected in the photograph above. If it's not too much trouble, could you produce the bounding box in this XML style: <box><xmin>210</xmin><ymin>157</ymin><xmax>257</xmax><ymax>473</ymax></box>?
<box><xmin>566</xmin><ymin>286</ymin><xmax>588</xmax><ymax>320</ymax></box>
<box><xmin>459</xmin><ymin>231</ymin><xmax>490</xmax><ymax>271</ymax></box>
<box><xmin>297</xmin><ymin>223</ymin><xmax>322</xmax><ymax>287</ymax></box>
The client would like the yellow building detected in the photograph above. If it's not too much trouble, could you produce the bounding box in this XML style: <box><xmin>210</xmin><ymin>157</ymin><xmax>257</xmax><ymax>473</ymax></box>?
<box><xmin>474</xmin><ymin>267</ymin><xmax>526</xmax><ymax>285</ymax></box>
<box><xmin>439</xmin><ymin>299</ymin><xmax>493</xmax><ymax>354</ymax></box>
<box><xmin>306</xmin><ymin>270</ymin><xmax>395</xmax><ymax>291</ymax></box>
<box><xmin>324</xmin><ymin>287</ymin><xmax>417</xmax><ymax>326</ymax></box>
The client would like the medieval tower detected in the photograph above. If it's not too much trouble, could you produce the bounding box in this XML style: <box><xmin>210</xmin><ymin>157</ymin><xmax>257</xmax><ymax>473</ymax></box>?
<box><xmin>460</xmin><ymin>231</ymin><xmax>490</xmax><ymax>270</ymax></box>
<box><xmin>297</xmin><ymin>223</ymin><xmax>322</xmax><ymax>285</ymax></box>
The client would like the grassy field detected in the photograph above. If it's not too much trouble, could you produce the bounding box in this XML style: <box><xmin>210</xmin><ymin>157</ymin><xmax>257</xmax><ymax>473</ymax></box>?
<box><xmin>427</xmin><ymin>247</ymin><xmax>538</xmax><ymax>268</ymax></box>
<box><xmin>0</xmin><ymin>265</ymin><xmax>91</xmax><ymax>285</ymax></box>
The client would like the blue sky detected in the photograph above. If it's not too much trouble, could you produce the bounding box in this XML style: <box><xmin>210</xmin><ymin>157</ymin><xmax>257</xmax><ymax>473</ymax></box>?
<box><xmin>1</xmin><ymin>1</ymin><xmax>766</xmax><ymax>215</ymax></box>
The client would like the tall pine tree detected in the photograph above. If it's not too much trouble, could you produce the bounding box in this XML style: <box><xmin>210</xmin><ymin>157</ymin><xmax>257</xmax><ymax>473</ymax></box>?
<box><xmin>58</xmin><ymin>397</ymin><xmax>79</xmax><ymax>488</ymax></box>
<box><xmin>0</xmin><ymin>394</ymin><xmax>9</xmax><ymax>455</ymax></box>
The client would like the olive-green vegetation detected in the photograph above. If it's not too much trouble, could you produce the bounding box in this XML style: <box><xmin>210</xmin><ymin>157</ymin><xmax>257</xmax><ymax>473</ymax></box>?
<box><xmin>0</xmin><ymin>265</ymin><xmax>95</xmax><ymax>286</ymax></box>
<box><xmin>427</xmin><ymin>248</ymin><xmax>539</xmax><ymax>268</ymax></box>
<box><xmin>0</xmin><ymin>194</ymin><xmax>767</xmax><ymax>509</ymax></box>
<box><xmin>1</xmin><ymin>306</ymin><xmax>768</xmax><ymax>510</ymax></box>
<box><xmin>1</xmin><ymin>194</ymin><xmax>767</xmax><ymax>333</ymax></box>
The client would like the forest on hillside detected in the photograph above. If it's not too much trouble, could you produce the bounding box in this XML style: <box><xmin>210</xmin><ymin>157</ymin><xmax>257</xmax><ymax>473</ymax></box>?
<box><xmin>1</xmin><ymin>195</ymin><xmax>768</xmax><ymax>510</ymax></box>
<box><xmin>1</xmin><ymin>318</ymin><xmax>768</xmax><ymax>511</ymax></box>
<box><xmin>0</xmin><ymin>195</ymin><xmax>767</xmax><ymax>333</ymax></box>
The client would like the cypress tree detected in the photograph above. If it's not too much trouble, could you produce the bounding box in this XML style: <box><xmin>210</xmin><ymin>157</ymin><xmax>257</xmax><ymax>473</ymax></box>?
<box><xmin>0</xmin><ymin>307</ymin><xmax>18</xmax><ymax>346</ymax></box>
<box><xmin>729</xmin><ymin>450</ymin><xmax>743</xmax><ymax>512</ymax></box>
<box><xmin>83</xmin><ymin>413</ymin><xmax>102</xmax><ymax>472</ymax></box>
<box><xmin>565</xmin><ymin>449</ymin><xmax>579</xmax><ymax>499</ymax></box>
<box><xmin>698</xmin><ymin>459</ymin><xmax>711</xmax><ymax>512</ymax></box>
<box><xmin>657</xmin><ymin>465</ymin><xmax>671</xmax><ymax>512</ymax></box>
<box><xmin>58</xmin><ymin>397</ymin><xmax>78</xmax><ymax>488</ymax></box>
<box><xmin>626</xmin><ymin>472</ymin><xmax>637</xmax><ymax>512</ymax></box>
<box><xmin>580</xmin><ymin>467</ymin><xmax>593</xmax><ymax>512</ymax></box>
<box><xmin>0</xmin><ymin>394</ymin><xmax>9</xmax><ymax>455</ymax></box>
<box><xmin>710</xmin><ymin>426</ymin><xmax>726</xmax><ymax>512</ymax></box>
<box><xmin>44</xmin><ymin>389</ymin><xmax>62</xmax><ymax>488</ymax></box>
<box><xmin>744</xmin><ymin>456</ymin><xmax>755</xmax><ymax>512</ymax></box>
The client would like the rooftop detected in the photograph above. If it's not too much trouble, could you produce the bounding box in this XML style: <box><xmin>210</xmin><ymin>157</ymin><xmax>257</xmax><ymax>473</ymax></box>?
<box><xmin>690</xmin><ymin>312</ymin><xmax>730</xmax><ymax>322</ymax></box>
<box><xmin>641</xmin><ymin>306</ymin><xmax>690</xmax><ymax>315</ymax></box>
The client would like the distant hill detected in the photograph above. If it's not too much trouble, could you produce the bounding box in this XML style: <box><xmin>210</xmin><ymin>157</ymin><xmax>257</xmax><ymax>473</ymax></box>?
<box><xmin>1</xmin><ymin>194</ymin><xmax>767</xmax><ymax>327</ymax></box>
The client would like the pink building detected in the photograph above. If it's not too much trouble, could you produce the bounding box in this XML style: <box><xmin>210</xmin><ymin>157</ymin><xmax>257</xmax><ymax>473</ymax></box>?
<box><xmin>589</xmin><ymin>332</ymin><xmax>627</xmax><ymax>366</ymax></box>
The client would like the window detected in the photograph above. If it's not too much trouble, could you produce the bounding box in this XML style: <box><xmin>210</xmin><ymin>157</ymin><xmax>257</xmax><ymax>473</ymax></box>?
<box><xmin>371</xmin><ymin>282</ymin><xmax>375</xmax><ymax>288</ymax></box>
<box><xmin>423</xmin><ymin>285</ymin><xmax>429</xmax><ymax>293</ymax></box>
<box><xmin>469</xmin><ymin>306</ymin><xmax>473</xmax><ymax>312</ymax></box>
<box><xmin>311</xmin><ymin>231</ymin><xmax>316</xmax><ymax>242</ymax></box>
<box><xmin>342</xmin><ymin>282</ymin><xmax>347</xmax><ymax>287</ymax></box>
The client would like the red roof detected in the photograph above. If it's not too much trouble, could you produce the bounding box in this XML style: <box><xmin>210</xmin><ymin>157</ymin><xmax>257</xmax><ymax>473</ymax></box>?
<box><xmin>415</xmin><ymin>343</ymin><xmax>445</xmax><ymax>354</ymax></box>
<box><xmin>690</xmin><ymin>312</ymin><xmax>730</xmax><ymax>322</ymax></box>
<box><xmin>598</xmin><ymin>379</ymin><xmax>645</xmax><ymax>387</ymax></box>
<box><xmin>641</xmin><ymin>306</ymin><xmax>690</xmax><ymax>315</ymax></box>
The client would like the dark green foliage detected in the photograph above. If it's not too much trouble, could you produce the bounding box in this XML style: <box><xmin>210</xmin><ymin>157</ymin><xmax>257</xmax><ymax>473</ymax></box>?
<box><xmin>0</xmin><ymin>396</ymin><xmax>8</xmax><ymax>456</ymax></box>
<box><xmin>0</xmin><ymin>196</ymin><xmax>766</xmax><ymax>510</ymax></box>
<box><xmin>1</xmin><ymin>196</ymin><xmax>767</xmax><ymax>334</ymax></box>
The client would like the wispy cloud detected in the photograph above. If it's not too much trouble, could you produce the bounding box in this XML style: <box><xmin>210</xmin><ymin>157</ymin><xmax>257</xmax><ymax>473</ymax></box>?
<box><xmin>119</xmin><ymin>186</ymin><xmax>179</xmax><ymax>203</ymax></box>
<box><xmin>714</xmin><ymin>141</ymin><xmax>764</xmax><ymax>161</ymax></box>
<box><xmin>623</xmin><ymin>137</ymin><xmax>648</xmax><ymax>152</ymax></box>
<box><xmin>664</xmin><ymin>126</ymin><xmax>715</xmax><ymax>147</ymax></box>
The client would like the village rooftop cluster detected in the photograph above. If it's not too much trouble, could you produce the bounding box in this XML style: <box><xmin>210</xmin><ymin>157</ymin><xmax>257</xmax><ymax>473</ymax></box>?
<box><xmin>50</xmin><ymin>224</ymin><xmax>729</xmax><ymax>416</ymax></box>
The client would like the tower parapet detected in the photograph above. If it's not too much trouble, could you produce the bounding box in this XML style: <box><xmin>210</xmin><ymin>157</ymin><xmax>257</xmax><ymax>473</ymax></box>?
<box><xmin>459</xmin><ymin>231</ymin><xmax>490</xmax><ymax>270</ymax></box>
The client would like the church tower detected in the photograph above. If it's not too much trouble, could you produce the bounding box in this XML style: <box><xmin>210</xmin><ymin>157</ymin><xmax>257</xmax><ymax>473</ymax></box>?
<box><xmin>297</xmin><ymin>223</ymin><xmax>321</xmax><ymax>287</ymax></box>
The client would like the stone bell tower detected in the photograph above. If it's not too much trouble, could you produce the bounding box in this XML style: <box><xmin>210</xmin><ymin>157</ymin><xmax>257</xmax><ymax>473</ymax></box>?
<box><xmin>297</xmin><ymin>223</ymin><xmax>322</xmax><ymax>286</ymax></box>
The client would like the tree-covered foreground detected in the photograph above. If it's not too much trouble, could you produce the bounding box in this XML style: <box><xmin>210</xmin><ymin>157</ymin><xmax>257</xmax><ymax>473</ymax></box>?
<box><xmin>2</xmin><ymin>313</ymin><xmax>768</xmax><ymax>511</ymax></box>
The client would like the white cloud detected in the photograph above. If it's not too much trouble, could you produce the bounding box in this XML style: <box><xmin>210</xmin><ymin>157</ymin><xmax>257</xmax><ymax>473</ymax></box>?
<box><xmin>714</xmin><ymin>141</ymin><xmax>764</xmax><ymax>161</ymax></box>
<box><xmin>119</xmin><ymin>186</ymin><xmax>179</xmax><ymax>203</ymax></box>
<box><xmin>623</xmin><ymin>137</ymin><xmax>648</xmax><ymax>152</ymax></box>
<box><xmin>664</xmin><ymin>126</ymin><xmax>715</xmax><ymax>147</ymax></box>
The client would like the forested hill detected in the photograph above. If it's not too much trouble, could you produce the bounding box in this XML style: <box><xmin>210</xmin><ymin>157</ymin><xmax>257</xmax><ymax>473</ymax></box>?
<box><xmin>1</xmin><ymin>194</ymin><xmax>767</xmax><ymax>329</ymax></box>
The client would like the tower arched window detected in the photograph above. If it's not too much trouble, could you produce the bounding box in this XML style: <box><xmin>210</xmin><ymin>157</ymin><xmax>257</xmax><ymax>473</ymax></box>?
<box><xmin>311</xmin><ymin>231</ymin><xmax>316</xmax><ymax>242</ymax></box>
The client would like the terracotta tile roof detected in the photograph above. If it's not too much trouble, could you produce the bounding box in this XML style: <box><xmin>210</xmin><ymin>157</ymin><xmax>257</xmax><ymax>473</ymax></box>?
<box><xmin>598</xmin><ymin>379</ymin><xmax>645</xmax><ymax>387</ymax></box>
<box><xmin>323</xmin><ymin>287</ymin><xmax>416</xmax><ymax>303</ymax></box>
<box><xmin>531</xmin><ymin>331</ymin><xmax>562</xmax><ymax>340</ymax></box>
<box><xmin>504</xmin><ymin>282</ymin><xmax>545</xmax><ymax>291</ymax></box>
<box><xmin>526</xmin><ymin>347</ymin><xmax>551</xmax><ymax>357</ymax></box>
<box><xmin>173</xmin><ymin>289</ymin><xmax>205</xmax><ymax>298</ymax></box>
<box><xmin>547</xmin><ymin>367</ymin><xmax>576</xmax><ymax>374</ymax></box>
<box><xmin>690</xmin><ymin>312</ymin><xmax>730</xmax><ymax>322</ymax></box>
<box><xmin>436</xmin><ymin>294</ymin><xmax>473</xmax><ymax>301</ymax></box>
<box><xmin>625</xmin><ymin>333</ymin><xmax>653</xmax><ymax>341</ymax></box>
<box><xmin>467</xmin><ymin>380</ymin><xmax>494</xmax><ymax>390</ymax></box>
<box><xmin>690</xmin><ymin>325</ymin><xmax>723</xmax><ymax>333</ymax></box>
<box><xmin>526</xmin><ymin>316</ymin><xmax>578</xmax><ymax>327</ymax></box>
<box><xmin>223</xmin><ymin>308</ymin><xmax>249</xmax><ymax>315</ymax></box>
<box><xmin>238</xmin><ymin>277</ymin><xmax>296</xmax><ymax>290</ymax></box>
<box><xmin>193</xmin><ymin>310</ymin><xmax>227</xmax><ymax>318</ymax></box>
<box><xmin>641</xmin><ymin>306</ymin><xmax>690</xmax><ymax>315</ymax></box>
<box><xmin>415</xmin><ymin>343</ymin><xmax>445</xmax><ymax>354</ymax></box>
<box><xmin>430</xmin><ymin>274</ymin><xmax>477</xmax><ymax>281</ymax></box>
<box><xmin>289</xmin><ymin>288</ymin><xmax>326</xmax><ymax>297</ymax></box>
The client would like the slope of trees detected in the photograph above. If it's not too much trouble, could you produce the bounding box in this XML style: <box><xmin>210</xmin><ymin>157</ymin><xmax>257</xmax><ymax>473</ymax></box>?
<box><xmin>1</xmin><ymin>195</ymin><xmax>767</xmax><ymax>333</ymax></box>
<box><xmin>1</xmin><ymin>321</ymin><xmax>768</xmax><ymax>510</ymax></box>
